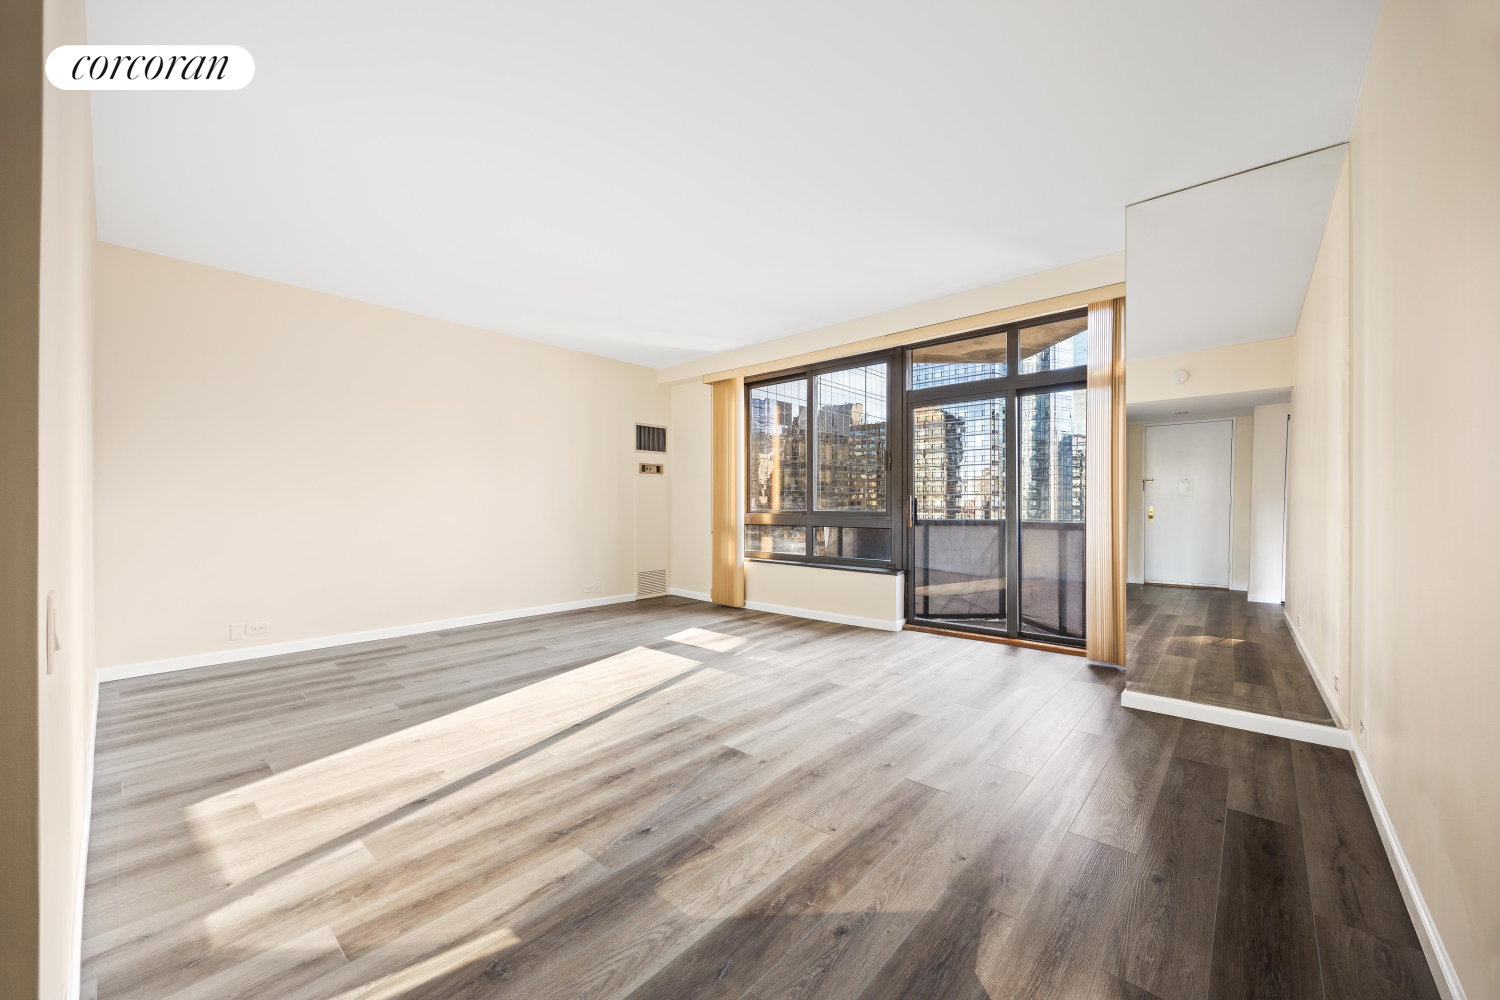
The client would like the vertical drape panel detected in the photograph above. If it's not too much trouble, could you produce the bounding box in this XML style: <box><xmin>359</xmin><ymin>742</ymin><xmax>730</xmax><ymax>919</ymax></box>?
<box><xmin>1085</xmin><ymin>298</ymin><xmax>1127</xmax><ymax>666</ymax></box>
<box><xmin>710</xmin><ymin>377</ymin><xmax>745</xmax><ymax>607</ymax></box>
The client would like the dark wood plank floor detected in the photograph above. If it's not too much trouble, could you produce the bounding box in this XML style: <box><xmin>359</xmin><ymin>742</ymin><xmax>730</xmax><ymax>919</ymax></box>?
<box><xmin>1125</xmin><ymin>584</ymin><xmax>1337</xmax><ymax>725</ymax></box>
<box><xmin>83</xmin><ymin>595</ymin><xmax>1433</xmax><ymax>1000</ymax></box>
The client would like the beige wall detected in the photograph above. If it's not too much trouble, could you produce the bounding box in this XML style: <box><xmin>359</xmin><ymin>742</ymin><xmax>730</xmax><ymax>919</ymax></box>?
<box><xmin>658</xmin><ymin>253</ymin><xmax>1124</xmax><ymax>384</ymax></box>
<box><xmin>668</xmin><ymin>382</ymin><xmax>714</xmax><ymax>598</ymax></box>
<box><xmin>1125</xmin><ymin>424</ymin><xmax>1144</xmax><ymax>582</ymax></box>
<box><xmin>1345</xmin><ymin>0</ymin><xmax>1500</xmax><ymax>993</ymax></box>
<box><xmin>744</xmin><ymin>561</ymin><xmax>904</xmax><ymax>629</ymax></box>
<box><xmin>1126</xmin><ymin>336</ymin><xmax>1293</xmax><ymax>404</ymax></box>
<box><xmin>1286</xmin><ymin>156</ymin><xmax>1351</xmax><ymax>721</ymax></box>
<box><xmin>0</xmin><ymin>0</ymin><xmax>98</xmax><ymax>996</ymax></box>
<box><xmin>1247</xmin><ymin>403</ymin><xmax>1289</xmax><ymax>603</ymax></box>
<box><xmin>1230</xmin><ymin>417</ymin><xmax>1253</xmax><ymax>591</ymax></box>
<box><xmin>94</xmin><ymin>244</ymin><xmax>670</xmax><ymax>668</ymax></box>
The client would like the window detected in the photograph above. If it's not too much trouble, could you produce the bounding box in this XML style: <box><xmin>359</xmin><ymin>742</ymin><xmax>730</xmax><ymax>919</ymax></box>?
<box><xmin>816</xmin><ymin>364</ymin><xmax>887</xmax><ymax>511</ymax></box>
<box><xmin>1018</xmin><ymin>315</ymin><xmax>1088</xmax><ymax>373</ymax></box>
<box><xmin>741</xmin><ymin>305</ymin><xmax>1089</xmax><ymax>636</ymax></box>
<box><xmin>910</xmin><ymin>330</ymin><xmax>1007</xmax><ymax>388</ymax></box>
<box><xmin>745</xmin><ymin>354</ymin><xmax>897</xmax><ymax>568</ymax></box>
<box><xmin>748</xmin><ymin>379</ymin><xmax>808</xmax><ymax>511</ymax></box>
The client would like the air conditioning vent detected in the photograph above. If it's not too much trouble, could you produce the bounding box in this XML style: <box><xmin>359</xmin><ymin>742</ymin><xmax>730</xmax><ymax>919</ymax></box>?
<box><xmin>636</xmin><ymin>424</ymin><xmax>667</xmax><ymax>453</ymax></box>
<box><xmin>636</xmin><ymin>568</ymin><xmax>667</xmax><ymax>598</ymax></box>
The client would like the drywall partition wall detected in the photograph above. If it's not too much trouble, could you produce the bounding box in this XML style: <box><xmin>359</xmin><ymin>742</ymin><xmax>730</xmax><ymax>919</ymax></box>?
<box><xmin>4</xmin><ymin>0</ymin><xmax>100</xmax><ymax>996</ymax></box>
<box><xmin>1125</xmin><ymin>337</ymin><xmax>1293</xmax><ymax>405</ymax></box>
<box><xmin>1125</xmin><ymin>424</ymin><xmax>1144</xmax><ymax>583</ymax></box>
<box><xmin>1286</xmin><ymin>155</ymin><xmax>1351</xmax><ymax>721</ymax></box>
<box><xmin>1230</xmin><ymin>417</ymin><xmax>1253</xmax><ymax>591</ymax></box>
<box><xmin>668</xmin><ymin>382</ymin><xmax>713</xmax><ymax>599</ymax></box>
<box><xmin>94</xmin><ymin>243</ymin><xmax>670</xmax><ymax>670</ymax></box>
<box><xmin>743</xmin><ymin>561</ymin><xmax>903</xmax><ymax>630</ymax></box>
<box><xmin>1247</xmin><ymin>403</ymin><xmax>1289</xmax><ymax>603</ymax></box>
<box><xmin>1347</xmin><ymin>0</ymin><xmax>1500</xmax><ymax>993</ymax></box>
<box><xmin>658</xmin><ymin>254</ymin><xmax>1125</xmax><ymax>384</ymax></box>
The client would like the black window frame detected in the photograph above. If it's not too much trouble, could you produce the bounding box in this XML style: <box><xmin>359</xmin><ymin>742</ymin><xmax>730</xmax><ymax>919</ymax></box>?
<box><xmin>744</xmin><ymin>348</ymin><xmax>903</xmax><ymax>571</ymax></box>
<box><xmin>904</xmin><ymin>306</ymin><xmax>1091</xmax><ymax>646</ymax></box>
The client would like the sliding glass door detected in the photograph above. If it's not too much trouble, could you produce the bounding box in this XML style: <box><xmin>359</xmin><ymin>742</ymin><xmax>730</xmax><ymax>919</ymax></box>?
<box><xmin>905</xmin><ymin>312</ymin><xmax>1088</xmax><ymax>645</ymax></box>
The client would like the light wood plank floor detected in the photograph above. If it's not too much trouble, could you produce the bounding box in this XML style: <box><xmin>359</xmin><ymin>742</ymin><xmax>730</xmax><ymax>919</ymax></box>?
<box><xmin>85</xmin><ymin>596</ymin><xmax>1432</xmax><ymax>1000</ymax></box>
<box><xmin>1125</xmin><ymin>584</ymin><xmax>1337</xmax><ymax>726</ymax></box>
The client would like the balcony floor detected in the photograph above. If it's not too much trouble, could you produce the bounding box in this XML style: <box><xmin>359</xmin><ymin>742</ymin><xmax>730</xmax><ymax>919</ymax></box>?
<box><xmin>1125</xmin><ymin>584</ymin><xmax>1338</xmax><ymax>726</ymax></box>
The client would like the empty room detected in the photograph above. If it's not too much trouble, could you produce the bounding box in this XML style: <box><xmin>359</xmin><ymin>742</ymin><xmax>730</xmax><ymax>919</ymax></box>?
<box><xmin>3</xmin><ymin>1</ymin><xmax>1496</xmax><ymax>999</ymax></box>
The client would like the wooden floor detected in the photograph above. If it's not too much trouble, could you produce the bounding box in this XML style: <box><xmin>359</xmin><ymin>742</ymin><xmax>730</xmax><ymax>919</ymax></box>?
<box><xmin>84</xmin><ymin>596</ymin><xmax>1434</xmax><ymax>1000</ymax></box>
<box><xmin>1125</xmin><ymin>585</ymin><xmax>1337</xmax><ymax>726</ymax></box>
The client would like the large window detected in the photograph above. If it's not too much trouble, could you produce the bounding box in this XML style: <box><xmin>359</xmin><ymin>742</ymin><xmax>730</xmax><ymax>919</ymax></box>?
<box><xmin>742</xmin><ymin>307</ymin><xmax>1089</xmax><ymax>648</ymax></box>
<box><xmin>745</xmin><ymin>354</ymin><xmax>898</xmax><ymax>568</ymax></box>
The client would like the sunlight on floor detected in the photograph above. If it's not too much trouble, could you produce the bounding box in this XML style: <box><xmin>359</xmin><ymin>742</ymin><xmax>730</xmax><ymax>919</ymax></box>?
<box><xmin>665</xmin><ymin>627</ymin><xmax>749</xmax><ymax>652</ymax></box>
<box><xmin>327</xmin><ymin>926</ymin><xmax>519</xmax><ymax>1000</ymax></box>
<box><xmin>184</xmin><ymin>645</ymin><xmax>705</xmax><ymax>895</ymax></box>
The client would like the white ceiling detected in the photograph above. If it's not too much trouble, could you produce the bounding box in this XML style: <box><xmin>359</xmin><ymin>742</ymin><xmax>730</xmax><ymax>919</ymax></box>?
<box><xmin>1125</xmin><ymin>144</ymin><xmax>1347</xmax><ymax>361</ymax></box>
<box><xmin>86</xmin><ymin>1</ymin><xmax>1381</xmax><ymax>368</ymax></box>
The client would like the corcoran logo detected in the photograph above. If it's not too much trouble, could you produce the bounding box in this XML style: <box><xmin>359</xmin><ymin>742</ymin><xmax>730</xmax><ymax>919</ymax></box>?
<box><xmin>45</xmin><ymin>45</ymin><xmax>254</xmax><ymax>90</ymax></box>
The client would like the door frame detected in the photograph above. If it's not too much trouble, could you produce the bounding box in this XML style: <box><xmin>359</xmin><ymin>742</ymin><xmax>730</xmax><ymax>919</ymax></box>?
<box><xmin>1140</xmin><ymin>417</ymin><xmax>1236</xmax><ymax>588</ymax></box>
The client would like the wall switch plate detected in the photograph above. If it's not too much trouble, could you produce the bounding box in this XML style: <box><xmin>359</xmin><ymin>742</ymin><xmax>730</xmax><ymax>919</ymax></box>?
<box><xmin>583</xmin><ymin>583</ymin><xmax>600</xmax><ymax>594</ymax></box>
<box><xmin>230</xmin><ymin>623</ymin><xmax>245</xmax><ymax>641</ymax></box>
<box><xmin>245</xmin><ymin>621</ymin><xmax>269</xmax><ymax>636</ymax></box>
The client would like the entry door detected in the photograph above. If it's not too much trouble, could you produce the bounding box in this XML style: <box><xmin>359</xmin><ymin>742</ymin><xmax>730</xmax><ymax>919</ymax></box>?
<box><xmin>1143</xmin><ymin>420</ymin><xmax>1233</xmax><ymax>587</ymax></box>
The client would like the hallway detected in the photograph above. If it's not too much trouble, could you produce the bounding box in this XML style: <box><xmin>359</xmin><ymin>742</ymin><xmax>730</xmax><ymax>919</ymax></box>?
<box><xmin>1124</xmin><ymin>585</ymin><xmax>1336</xmax><ymax>726</ymax></box>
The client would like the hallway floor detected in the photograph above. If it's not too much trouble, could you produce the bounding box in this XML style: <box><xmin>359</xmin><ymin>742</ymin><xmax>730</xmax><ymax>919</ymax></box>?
<box><xmin>83</xmin><ymin>596</ymin><xmax>1432</xmax><ymax>999</ymax></box>
<box><xmin>1125</xmin><ymin>585</ymin><xmax>1337</xmax><ymax>726</ymax></box>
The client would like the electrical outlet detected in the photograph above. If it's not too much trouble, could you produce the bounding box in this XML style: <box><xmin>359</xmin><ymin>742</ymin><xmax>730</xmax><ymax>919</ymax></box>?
<box><xmin>583</xmin><ymin>583</ymin><xmax>600</xmax><ymax>594</ymax></box>
<box><xmin>1297</xmin><ymin>615</ymin><xmax>1302</xmax><ymax>627</ymax></box>
<box><xmin>1358</xmin><ymin>719</ymin><xmax>1368</xmax><ymax>748</ymax></box>
<box><xmin>230</xmin><ymin>623</ymin><xmax>245</xmax><ymax>641</ymax></box>
<box><xmin>1334</xmin><ymin>675</ymin><xmax>1339</xmax><ymax>692</ymax></box>
<box><xmin>245</xmin><ymin>621</ymin><xmax>270</xmax><ymax>636</ymax></box>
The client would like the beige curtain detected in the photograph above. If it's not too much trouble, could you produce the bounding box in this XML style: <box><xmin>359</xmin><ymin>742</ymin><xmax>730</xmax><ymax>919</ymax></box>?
<box><xmin>1085</xmin><ymin>298</ymin><xmax>1127</xmax><ymax>667</ymax></box>
<box><xmin>710</xmin><ymin>377</ymin><xmax>745</xmax><ymax>607</ymax></box>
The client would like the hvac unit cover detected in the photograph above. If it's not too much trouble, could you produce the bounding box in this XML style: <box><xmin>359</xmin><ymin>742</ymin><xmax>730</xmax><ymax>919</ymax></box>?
<box><xmin>636</xmin><ymin>569</ymin><xmax>667</xmax><ymax>598</ymax></box>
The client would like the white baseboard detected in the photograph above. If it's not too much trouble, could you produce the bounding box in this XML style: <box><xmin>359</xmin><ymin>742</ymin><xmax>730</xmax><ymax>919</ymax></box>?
<box><xmin>96</xmin><ymin>593</ymin><xmax>637</xmax><ymax>683</ymax></box>
<box><xmin>1246</xmin><ymin>591</ymin><xmax>1283</xmax><ymax>604</ymax></box>
<box><xmin>1283</xmin><ymin>610</ymin><xmax>1348</xmax><ymax>728</ymax></box>
<box><xmin>743</xmin><ymin>600</ymin><xmax>903</xmax><ymax>632</ymax></box>
<box><xmin>1229</xmin><ymin>583</ymin><xmax>1248</xmax><ymax>592</ymax></box>
<box><xmin>1127</xmin><ymin>575</ymin><xmax>1144</xmax><ymax>585</ymax></box>
<box><xmin>1348</xmin><ymin>741</ymin><xmax>1467</xmax><ymax>1000</ymax></box>
<box><xmin>1120</xmin><ymin>689</ymin><xmax>1353</xmax><ymax>749</ymax></box>
<box><xmin>667</xmin><ymin>587</ymin><xmax>712</xmax><ymax>603</ymax></box>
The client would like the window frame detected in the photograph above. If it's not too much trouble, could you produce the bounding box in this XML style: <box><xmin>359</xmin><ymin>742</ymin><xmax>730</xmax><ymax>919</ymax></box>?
<box><xmin>743</xmin><ymin>348</ymin><xmax>903</xmax><ymax>571</ymax></box>
<box><xmin>903</xmin><ymin>306</ymin><xmax>1091</xmax><ymax>645</ymax></box>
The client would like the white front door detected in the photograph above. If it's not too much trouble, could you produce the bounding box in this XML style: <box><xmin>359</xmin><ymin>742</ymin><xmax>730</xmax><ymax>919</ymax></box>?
<box><xmin>1143</xmin><ymin>420</ymin><xmax>1234</xmax><ymax>587</ymax></box>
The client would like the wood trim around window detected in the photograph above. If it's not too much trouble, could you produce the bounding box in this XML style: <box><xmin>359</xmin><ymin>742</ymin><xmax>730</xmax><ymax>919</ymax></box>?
<box><xmin>1084</xmin><ymin>297</ymin><xmax>1127</xmax><ymax>667</ymax></box>
<box><xmin>710</xmin><ymin>376</ymin><xmax>746</xmax><ymax>607</ymax></box>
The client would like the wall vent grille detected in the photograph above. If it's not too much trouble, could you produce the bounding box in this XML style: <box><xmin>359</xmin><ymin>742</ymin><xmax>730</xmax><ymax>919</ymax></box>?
<box><xmin>636</xmin><ymin>425</ymin><xmax>667</xmax><ymax>453</ymax></box>
<box><xmin>636</xmin><ymin>568</ymin><xmax>668</xmax><ymax>598</ymax></box>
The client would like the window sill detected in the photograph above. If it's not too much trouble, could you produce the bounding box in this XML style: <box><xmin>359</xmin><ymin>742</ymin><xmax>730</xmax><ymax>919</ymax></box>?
<box><xmin>743</xmin><ymin>556</ymin><xmax>902</xmax><ymax>576</ymax></box>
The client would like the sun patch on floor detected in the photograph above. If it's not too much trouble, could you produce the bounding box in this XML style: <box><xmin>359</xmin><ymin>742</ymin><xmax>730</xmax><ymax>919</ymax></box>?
<box><xmin>665</xmin><ymin>627</ymin><xmax>748</xmax><ymax>652</ymax></box>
